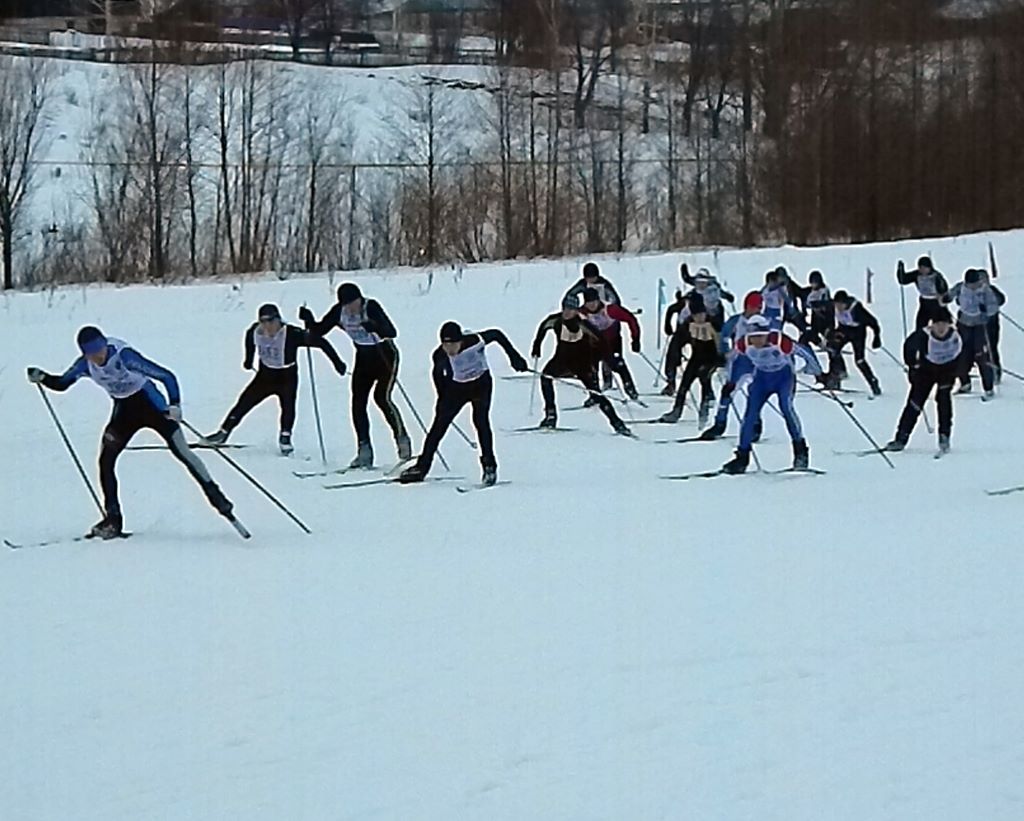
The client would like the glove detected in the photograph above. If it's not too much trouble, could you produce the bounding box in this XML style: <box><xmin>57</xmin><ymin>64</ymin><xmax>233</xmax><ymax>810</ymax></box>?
<box><xmin>510</xmin><ymin>354</ymin><xmax>529</xmax><ymax>373</ymax></box>
<box><xmin>243</xmin><ymin>361</ymin><xmax>254</xmax><ymax>371</ymax></box>
<box><xmin>335</xmin><ymin>361</ymin><xmax>348</xmax><ymax>377</ymax></box>
<box><xmin>897</xmin><ymin>260</ymin><xmax>905</xmax><ymax>277</ymax></box>
<box><xmin>631</xmin><ymin>337</ymin><xmax>641</xmax><ymax>354</ymax></box>
<box><xmin>26</xmin><ymin>367</ymin><xmax>46</xmax><ymax>384</ymax></box>
<box><xmin>530</xmin><ymin>347</ymin><xmax>541</xmax><ymax>360</ymax></box>
<box><xmin>166</xmin><ymin>404</ymin><xmax>183</xmax><ymax>423</ymax></box>
<box><xmin>872</xmin><ymin>335</ymin><xmax>881</xmax><ymax>350</ymax></box>
<box><xmin>681</xmin><ymin>263</ymin><xmax>689</xmax><ymax>279</ymax></box>
<box><xmin>298</xmin><ymin>306</ymin><xmax>315</xmax><ymax>325</ymax></box>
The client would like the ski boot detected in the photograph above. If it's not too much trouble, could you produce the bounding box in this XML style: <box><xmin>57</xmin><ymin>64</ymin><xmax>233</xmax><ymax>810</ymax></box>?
<box><xmin>938</xmin><ymin>434</ymin><xmax>950</xmax><ymax>454</ymax></box>
<box><xmin>868</xmin><ymin>377</ymin><xmax>882</xmax><ymax>397</ymax></box>
<box><xmin>482</xmin><ymin>463</ymin><xmax>497</xmax><ymax>487</ymax></box>
<box><xmin>612</xmin><ymin>418</ymin><xmax>632</xmax><ymax>437</ymax></box>
<box><xmin>582</xmin><ymin>395</ymin><xmax>598</xmax><ymax>408</ymax></box>
<box><xmin>659</xmin><ymin>405</ymin><xmax>683</xmax><ymax>424</ymax></box>
<box><xmin>698</xmin><ymin>399</ymin><xmax>713</xmax><ymax>428</ymax></box>
<box><xmin>89</xmin><ymin>513</ymin><xmax>125</xmax><ymax>540</ymax></box>
<box><xmin>396</xmin><ymin>434</ymin><xmax>412</xmax><ymax>461</ymax></box>
<box><xmin>956</xmin><ymin>381</ymin><xmax>972</xmax><ymax>394</ymax></box>
<box><xmin>349</xmin><ymin>441</ymin><xmax>374</xmax><ymax>469</ymax></box>
<box><xmin>398</xmin><ymin>463</ymin><xmax>426</xmax><ymax>484</ymax></box>
<box><xmin>539</xmin><ymin>409</ymin><xmax>558</xmax><ymax>429</ymax></box>
<box><xmin>699</xmin><ymin>420</ymin><xmax>726</xmax><ymax>440</ymax></box>
<box><xmin>721</xmin><ymin>448</ymin><xmax>751</xmax><ymax>475</ymax></box>
<box><xmin>982</xmin><ymin>389</ymin><xmax>995</xmax><ymax>402</ymax></box>
<box><xmin>792</xmin><ymin>439</ymin><xmax>809</xmax><ymax>470</ymax></box>
<box><xmin>203</xmin><ymin>428</ymin><xmax>230</xmax><ymax>446</ymax></box>
<box><xmin>202</xmin><ymin>481</ymin><xmax>234</xmax><ymax>518</ymax></box>
<box><xmin>278</xmin><ymin>431</ymin><xmax>294</xmax><ymax>456</ymax></box>
<box><xmin>884</xmin><ymin>436</ymin><xmax>907</xmax><ymax>452</ymax></box>
<box><xmin>660</xmin><ymin>380</ymin><xmax>676</xmax><ymax>397</ymax></box>
<box><xmin>625</xmin><ymin>384</ymin><xmax>640</xmax><ymax>402</ymax></box>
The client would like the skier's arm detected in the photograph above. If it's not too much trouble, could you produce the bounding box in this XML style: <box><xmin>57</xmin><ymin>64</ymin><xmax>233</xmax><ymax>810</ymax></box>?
<box><xmin>903</xmin><ymin>330</ymin><xmax>923</xmax><ymax>369</ymax></box>
<box><xmin>602</xmin><ymin>279</ymin><xmax>622</xmax><ymax>305</ymax></box>
<box><xmin>431</xmin><ymin>346</ymin><xmax>451</xmax><ymax>395</ymax></box>
<box><xmin>992</xmin><ymin>285</ymin><xmax>1007</xmax><ymax>307</ymax></box>
<box><xmin>857</xmin><ymin>304</ymin><xmax>882</xmax><ymax>338</ymax></box>
<box><xmin>720</xmin><ymin>288</ymin><xmax>736</xmax><ymax>304</ymax></box>
<box><xmin>896</xmin><ymin>261</ymin><xmax>916</xmax><ymax>285</ymax></box>
<box><xmin>302</xmin><ymin>303</ymin><xmax>341</xmax><ymax>338</ymax></box>
<box><xmin>719</xmin><ymin>315</ymin><xmax>740</xmax><ymax>355</ymax></box>
<box><xmin>563</xmin><ymin>280</ymin><xmax>585</xmax><ymax>302</ymax></box>
<box><xmin>607</xmin><ymin>304</ymin><xmax>641</xmax><ymax>346</ymax></box>
<box><xmin>935</xmin><ymin>272</ymin><xmax>949</xmax><ymax>297</ymax></box>
<box><xmin>786</xmin><ymin>337</ymin><xmax>823</xmax><ymax>376</ymax></box>
<box><xmin>363</xmin><ymin>300</ymin><xmax>397</xmax><ymax>339</ymax></box>
<box><xmin>243</xmin><ymin>324</ymin><xmax>257</xmax><ymax>370</ymax></box>
<box><xmin>481</xmin><ymin>328</ymin><xmax>528</xmax><ymax>371</ymax></box>
<box><xmin>295</xmin><ymin>326</ymin><xmax>346</xmax><ymax>374</ymax></box>
<box><xmin>663</xmin><ymin>300</ymin><xmax>683</xmax><ymax>335</ymax></box>
<box><xmin>942</xmin><ymin>283</ymin><xmax>960</xmax><ymax>306</ymax></box>
<box><xmin>35</xmin><ymin>357</ymin><xmax>89</xmax><ymax>392</ymax></box>
<box><xmin>531</xmin><ymin>315</ymin><xmax>556</xmax><ymax>358</ymax></box>
<box><xmin>680</xmin><ymin>263</ymin><xmax>695</xmax><ymax>286</ymax></box>
<box><xmin>121</xmin><ymin>348</ymin><xmax>181</xmax><ymax>405</ymax></box>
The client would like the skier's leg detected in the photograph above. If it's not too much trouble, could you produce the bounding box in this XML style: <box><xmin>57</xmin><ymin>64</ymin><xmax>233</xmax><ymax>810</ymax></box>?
<box><xmin>220</xmin><ymin>372</ymin><xmax>274</xmax><ymax>435</ymax></box>
<box><xmin>894</xmin><ymin>373</ymin><xmax>931</xmax><ymax>441</ymax></box>
<box><xmin>278</xmin><ymin>369</ymin><xmax>298</xmax><ymax>435</ymax></box>
<box><xmin>98</xmin><ymin>399</ymin><xmax>143</xmax><ymax>521</ymax></box>
<box><xmin>774</xmin><ymin>371</ymin><xmax>804</xmax><ymax>443</ymax></box>
<box><xmin>936</xmin><ymin>369</ymin><xmax>954</xmax><ymax>437</ymax></box>
<box><xmin>471</xmin><ymin>374</ymin><xmax>496</xmax><ymax>469</ymax></box>
<box><xmin>738</xmin><ymin>375</ymin><xmax>769</xmax><ymax>452</ymax></box>
<box><xmin>372</xmin><ymin>341</ymin><xmax>409</xmax><ymax>444</ymax></box>
<box><xmin>350</xmin><ymin>357</ymin><xmax>374</xmax><ymax>444</ymax></box>
<box><xmin>414</xmin><ymin>390</ymin><xmax>465</xmax><ymax>476</ymax></box>
<box><xmin>852</xmin><ymin>330</ymin><xmax>879</xmax><ymax>391</ymax></box>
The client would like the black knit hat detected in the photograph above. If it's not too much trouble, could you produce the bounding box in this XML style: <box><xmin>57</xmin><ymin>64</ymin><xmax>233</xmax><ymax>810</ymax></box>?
<box><xmin>932</xmin><ymin>306</ymin><xmax>953</xmax><ymax>324</ymax></box>
<box><xmin>917</xmin><ymin>256</ymin><xmax>933</xmax><ymax>270</ymax></box>
<box><xmin>833</xmin><ymin>290</ymin><xmax>852</xmax><ymax>305</ymax></box>
<box><xmin>439</xmin><ymin>321</ymin><xmax>463</xmax><ymax>343</ymax></box>
<box><xmin>582</xmin><ymin>262</ymin><xmax>600</xmax><ymax>279</ymax></box>
<box><xmin>336</xmin><ymin>282</ymin><xmax>362</xmax><ymax>305</ymax></box>
<box><xmin>258</xmin><ymin>303</ymin><xmax>281</xmax><ymax>321</ymax></box>
<box><xmin>562</xmin><ymin>294</ymin><xmax>580</xmax><ymax>310</ymax></box>
<box><xmin>582</xmin><ymin>287</ymin><xmax>600</xmax><ymax>303</ymax></box>
<box><xmin>965</xmin><ymin>268</ymin><xmax>982</xmax><ymax>285</ymax></box>
<box><xmin>688</xmin><ymin>293</ymin><xmax>706</xmax><ymax>314</ymax></box>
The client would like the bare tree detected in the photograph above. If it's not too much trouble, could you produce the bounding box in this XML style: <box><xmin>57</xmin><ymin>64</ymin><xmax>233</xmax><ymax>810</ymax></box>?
<box><xmin>0</xmin><ymin>57</ymin><xmax>51</xmax><ymax>290</ymax></box>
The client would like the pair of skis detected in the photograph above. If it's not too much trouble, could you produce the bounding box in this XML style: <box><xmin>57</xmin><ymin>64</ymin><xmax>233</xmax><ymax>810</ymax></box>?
<box><xmin>660</xmin><ymin>467</ymin><xmax>827</xmax><ymax>482</ymax></box>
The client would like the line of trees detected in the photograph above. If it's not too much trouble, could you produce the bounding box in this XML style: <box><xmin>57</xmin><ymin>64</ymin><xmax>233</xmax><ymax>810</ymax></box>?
<box><xmin>4</xmin><ymin>1</ymin><xmax>1024</xmax><ymax>288</ymax></box>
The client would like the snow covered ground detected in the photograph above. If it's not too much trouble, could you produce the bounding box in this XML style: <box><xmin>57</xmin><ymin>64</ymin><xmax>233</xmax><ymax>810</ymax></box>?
<box><xmin>3</xmin><ymin>230</ymin><xmax>1024</xmax><ymax>820</ymax></box>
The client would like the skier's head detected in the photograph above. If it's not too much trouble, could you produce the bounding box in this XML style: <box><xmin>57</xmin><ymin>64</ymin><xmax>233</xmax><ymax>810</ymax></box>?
<box><xmin>742</xmin><ymin>291</ymin><xmax>763</xmax><ymax>316</ymax></box>
<box><xmin>439</xmin><ymin>321</ymin><xmax>464</xmax><ymax>355</ymax></box>
<box><xmin>833</xmin><ymin>290</ymin><xmax>853</xmax><ymax>308</ymax></box>
<box><xmin>964</xmin><ymin>268</ymin><xmax>983</xmax><ymax>287</ymax></box>
<box><xmin>337</xmin><ymin>282</ymin><xmax>363</xmax><ymax>313</ymax></box>
<box><xmin>582</xmin><ymin>262</ymin><xmax>600</xmax><ymax>282</ymax></box>
<box><xmin>688</xmin><ymin>293</ymin><xmax>707</xmax><ymax>319</ymax></box>
<box><xmin>77</xmin><ymin>326</ymin><xmax>108</xmax><ymax>364</ymax></box>
<box><xmin>694</xmin><ymin>268</ymin><xmax>712</xmax><ymax>289</ymax></box>
<box><xmin>917</xmin><ymin>256</ymin><xmax>933</xmax><ymax>274</ymax></box>
<box><xmin>257</xmin><ymin>303</ymin><xmax>283</xmax><ymax>333</ymax></box>
<box><xmin>561</xmin><ymin>293</ymin><xmax>580</xmax><ymax>318</ymax></box>
<box><xmin>931</xmin><ymin>306</ymin><xmax>953</xmax><ymax>334</ymax></box>
<box><xmin>808</xmin><ymin>270</ymin><xmax>824</xmax><ymax>287</ymax></box>
<box><xmin>774</xmin><ymin>265</ymin><xmax>790</xmax><ymax>281</ymax></box>
<box><xmin>582</xmin><ymin>287</ymin><xmax>601</xmax><ymax>309</ymax></box>
<box><xmin>744</xmin><ymin>315</ymin><xmax>772</xmax><ymax>348</ymax></box>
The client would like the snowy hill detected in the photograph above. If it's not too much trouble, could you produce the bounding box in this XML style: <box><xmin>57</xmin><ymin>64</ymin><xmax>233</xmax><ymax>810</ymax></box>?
<box><xmin>4</xmin><ymin>230</ymin><xmax>1024</xmax><ymax>820</ymax></box>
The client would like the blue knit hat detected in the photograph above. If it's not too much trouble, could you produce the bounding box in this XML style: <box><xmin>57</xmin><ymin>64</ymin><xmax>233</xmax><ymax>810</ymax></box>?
<box><xmin>77</xmin><ymin>326</ymin><xmax>107</xmax><ymax>355</ymax></box>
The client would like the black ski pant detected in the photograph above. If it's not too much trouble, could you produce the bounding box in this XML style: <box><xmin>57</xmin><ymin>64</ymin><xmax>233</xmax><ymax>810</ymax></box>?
<box><xmin>351</xmin><ymin>341</ymin><xmax>408</xmax><ymax>446</ymax></box>
<box><xmin>222</xmin><ymin>366</ymin><xmax>298</xmax><ymax>434</ymax></box>
<box><xmin>665</xmin><ymin>331</ymin><xmax>687</xmax><ymax>382</ymax></box>
<box><xmin>419</xmin><ymin>373</ymin><xmax>495</xmax><ymax>475</ymax></box>
<box><xmin>669</xmin><ymin>357</ymin><xmax>717</xmax><ymax>414</ymax></box>
<box><xmin>957</xmin><ymin>323</ymin><xmax>995</xmax><ymax>391</ymax></box>
<box><xmin>896</xmin><ymin>363</ymin><xmax>956</xmax><ymax>439</ymax></box>
<box><xmin>988</xmin><ymin>315</ymin><xmax>1002</xmax><ymax>377</ymax></box>
<box><xmin>915</xmin><ymin>298</ymin><xmax>945</xmax><ymax>331</ymax></box>
<box><xmin>100</xmin><ymin>391</ymin><xmax>220</xmax><ymax>519</ymax></box>
<box><xmin>541</xmin><ymin>348</ymin><xmax>624</xmax><ymax>430</ymax></box>
<box><xmin>800</xmin><ymin>315</ymin><xmax>834</xmax><ymax>349</ymax></box>
<box><xmin>598</xmin><ymin>334</ymin><xmax>637</xmax><ymax>395</ymax></box>
<box><xmin>826</xmin><ymin>326</ymin><xmax>877</xmax><ymax>386</ymax></box>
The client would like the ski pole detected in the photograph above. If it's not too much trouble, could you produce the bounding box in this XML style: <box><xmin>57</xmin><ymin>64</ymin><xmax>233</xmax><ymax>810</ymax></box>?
<box><xmin>305</xmin><ymin>345</ymin><xmax>328</xmax><ymax>466</ymax></box>
<box><xmin>35</xmin><ymin>384</ymin><xmax>104</xmax><ymax>515</ymax></box>
<box><xmin>525</xmin><ymin>368</ymin><xmax>631</xmax><ymax>406</ymax></box>
<box><xmin>731</xmin><ymin>388</ymin><xmax>764</xmax><ymax>473</ymax></box>
<box><xmin>1000</xmin><ymin>311</ymin><xmax>1024</xmax><ymax>334</ymax></box>
<box><xmin>899</xmin><ymin>281</ymin><xmax>909</xmax><ymax>341</ymax></box>
<box><xmin>796</xmin><ymin>378</ymin><xmax>855</xmax><ymax>408</ymax></box>
<box><xmin>180</xmin><ymin>420</ymin><xmax>312</xmax><ymax>534</ymax></box>
<box><xmin>394</xmin><ymin>379</ymin><xmax>450</xmax><ymax>471</ymax></box>
<box><xmin>798</xmin><ymin>380</ymin><xmax>895</xmax><ymax>469</ymax></box>
<box><xmin>999</xmin><ymin>367</ymin><xmax>1024</xmax><ymax>384</ymax></box>
<box><xmin>638</xmin><ymin>350</ymin><xmax>667</xmax><ymax>383</ymax></box>
<box><xmin>652</xmin><ymin>345</ymin><xmax>668</xmax><ymax>388</ymax></box>
<box><xmin>528</xmin><ymin>356</ymin><xmax>539</xmax><ymax>415</ymax></box>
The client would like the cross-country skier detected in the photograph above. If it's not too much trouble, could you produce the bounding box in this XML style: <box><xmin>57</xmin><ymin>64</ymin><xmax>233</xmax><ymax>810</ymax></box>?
<box><xmin>897</xmin><ymin>255</ymin><xmax>949</xmax><ymax>330</ymax></box>
<box><xmin>761</xmin><ymin>268</ymin><xmax>804</xmax><ymax>332</ymax></box>
<box><xmin>981</xmin><ymin>269</ymin><xmax>1008</xmax><ymax>383</ymax></box>
<box><xmin>679</xmin><ymin>264</ymin><xmax>735</xmax><ymax>330</ymax></box>
<box><xmin>299</xmin><ymin>283</ymin><xmax>411</xmax><ymax>468</ymax></box>
<box><xmin>799</xmin><ymin>271</ymin><xmax>834</xmax><ymax>349</ymax></box>
<box><xmin>565</xmin><ymin>261</ymin><xmax>621</xmax><ymax>307</ymax></box>
<box><xmin>721</xmin><ymin>316</ymin><xmax>822</xmax><ymax>474</ymax></box>
<box><xmin>885</xmin><ymin>306</ymin><xmax>962</xmax><ymax>455</ymax></box>
<box><xmin>399</xmin><ymin>322</ymin><xmax>529</xmax><ymax>486</ymax></box>
<box><xmin>658</xmin><ymin>293</ymin><xmax>721</xmax><ymax>424</ymax></box>
<box><xmin>531</xmin><ymin>295</ymin><xmax>631</xmax><ymax>435</ymax></box>
<box><xmin>820</xmin><ymin>290</ymin><xmax>883</xmax><ymax>396</ymax></box>
<box><xmin>698</xmin><ymin>290</ymin><xmax>764</xmax><ymax>440</ymax></box>
<box><xmin>944</xmin><ymin>268</ymin><xmax>1003</xmax><ymax>398</ymax></box>
<box><xmin>27</xmin><ymin>327</ymin><xmax>236</xmax><ymax>538</ymax></box>
<box><xmin>203</xmin><ymin>303</ymin><xmax>347</xmax><ymax>455</ymax></box>
<box><xmin>565</xmin><ymin>262</ymin><xmax>623</xmax><ymax>389</ymax></box>
<box><xmin>579</xmin><ymin>286</ymin><xmax>642</xmax><ymax>401</ymax></box>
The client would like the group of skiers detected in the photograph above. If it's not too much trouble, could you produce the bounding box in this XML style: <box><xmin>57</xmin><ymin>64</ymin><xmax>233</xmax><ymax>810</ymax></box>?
<box><xmin>24</xmin><ymin>255</ymin><xmax>1010</xmax><ymax>539</ymax></box>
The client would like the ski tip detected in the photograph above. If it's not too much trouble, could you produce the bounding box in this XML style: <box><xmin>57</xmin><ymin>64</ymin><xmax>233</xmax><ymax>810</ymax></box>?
<box><xmin>229</xmin><ymin>518</ymin><xmax>252</xmax><ymax>539</ymax></box>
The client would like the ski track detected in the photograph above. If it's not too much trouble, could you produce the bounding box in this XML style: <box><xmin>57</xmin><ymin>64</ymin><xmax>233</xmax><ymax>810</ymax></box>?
<box><xmin>3</xmin><ymin>231</ymin><xmax>1024</xmax><ymax>820</ymax></box>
